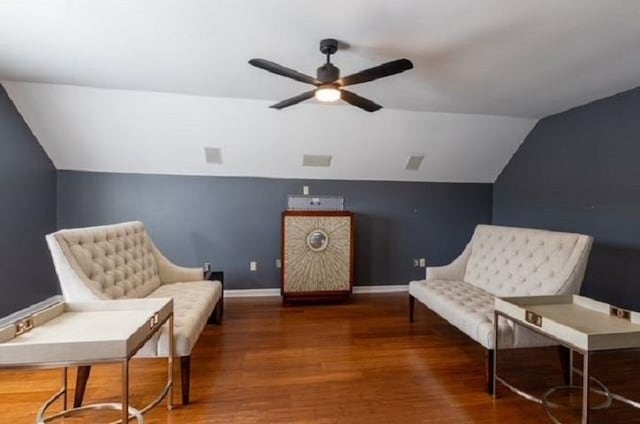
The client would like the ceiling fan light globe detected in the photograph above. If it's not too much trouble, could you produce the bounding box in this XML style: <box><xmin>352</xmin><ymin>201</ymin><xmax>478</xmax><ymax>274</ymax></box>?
<box><xmin>315</xmin><ymin>87</ymin><xmax>341</xmax><ymax>102</ymax></box>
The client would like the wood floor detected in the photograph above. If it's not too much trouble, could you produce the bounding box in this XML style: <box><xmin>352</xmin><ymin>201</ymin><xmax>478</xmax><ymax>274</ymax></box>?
<box><xmin>1</xmin><ymin>293</ymin><xmax>639</xmax><ymax>423</ymax></box>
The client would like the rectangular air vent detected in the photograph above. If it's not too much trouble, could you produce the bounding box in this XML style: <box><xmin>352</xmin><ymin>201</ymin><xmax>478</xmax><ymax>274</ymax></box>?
<box><xmin>302</xmin><ymin>154</ymin><xmax>332</xmax><ymax>167</ymax></box>
<box><xmin>405</xmin><ymin>154</ymin><xmax>424</xmax><ymax>171</ymax></box>
<box><xmin>204</xmin><ymin>147</ymin><xmax>222</xmax><ymax>164</ymax></box>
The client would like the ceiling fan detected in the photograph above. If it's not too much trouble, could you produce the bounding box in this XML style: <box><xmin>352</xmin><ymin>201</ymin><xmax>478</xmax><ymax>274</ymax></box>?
<box><xmin>249</xmin><ymin>39</ymin><xmax>413</xmax><ymax>112</ymax></box>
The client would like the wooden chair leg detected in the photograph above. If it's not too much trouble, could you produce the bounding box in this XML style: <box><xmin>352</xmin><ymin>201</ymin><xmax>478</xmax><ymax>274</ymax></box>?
<box><xmin>557</xmin><ymin>345</ymin><xmax>571</xmax><ymax>385</ymax></box>
<box><xmin>213</xmin><ymin>301</ymin><xmax>223</xmax><ymax>324</ymax></box>
<box><xmin>208</xmin><ymin>297</ymin><xmax>224</xmax><ymax>324</ymax></box>
<box><xmin>409</xmin><ymin>295</ymin><xmax>415</xmax><ymax>323</ymax></box>
<box><xmin>74</xmin><ymin>365</ymin><xmax>91</xmax><ymax>407</ymax></box>
<box><xmin>180</xmin><ymin>355</ymin><xmax>191</xmax><ymax>405</ymax></box>
<box><xmin>486</xmin><ymin>349</ymin><xmax>495</xmax><ymax>395</ymax></box>
<box><xmin>206</xmin><ymin>274</ymin><xmax>224</xmax><ymax>325</ymax></box>
<box><xmin>214</xmin><ymin>295</ymin><xmax>224</xmax><ymax>324</ymax></box>
<box><xmin>218</xmin><ymin>293</ymin><xmax>224</xmax><ymax>321</ymax></box>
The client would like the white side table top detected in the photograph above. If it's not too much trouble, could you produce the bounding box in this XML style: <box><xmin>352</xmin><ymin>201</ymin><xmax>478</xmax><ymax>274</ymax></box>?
<box><xmin>495</xmin><ymin>294</ymin><xmax>640</xmax><ymax>352</ymax></box>
<box><xmin>0</xmin><ymin>298</ymin><xmax>173</xmax><ymax>366</ymax></box>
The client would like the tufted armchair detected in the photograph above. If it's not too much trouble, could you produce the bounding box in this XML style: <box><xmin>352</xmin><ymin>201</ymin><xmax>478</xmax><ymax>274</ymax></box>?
<box><xmin>408</xmin><ymin>224</ymin><xmax>593</xmax><ymax>393</ymax></box>
<box><xmin>46</xmin><ymin>221</ymin><xmax>223</xmax><ymax>405</ymax></box>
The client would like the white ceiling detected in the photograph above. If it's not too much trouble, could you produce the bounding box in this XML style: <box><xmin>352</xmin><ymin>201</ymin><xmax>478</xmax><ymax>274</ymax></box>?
<box><xmin>1</xmin><ymin>1</ymin><xmax>639</xmax><ymax>182</ymax></box>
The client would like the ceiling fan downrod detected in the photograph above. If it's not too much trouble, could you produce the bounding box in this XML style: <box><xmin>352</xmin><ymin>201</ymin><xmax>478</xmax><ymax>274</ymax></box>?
<box><xmin>317</xmin><ymin>39</ymin><xmax>340</xmax><ymax>83</ymax></box>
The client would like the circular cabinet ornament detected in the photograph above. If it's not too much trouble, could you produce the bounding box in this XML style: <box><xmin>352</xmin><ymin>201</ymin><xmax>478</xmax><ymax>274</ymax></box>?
<box><xmin>306</xmin><ymin>229</ymin><xmax>329</xmax><ymax>251</ymax></box>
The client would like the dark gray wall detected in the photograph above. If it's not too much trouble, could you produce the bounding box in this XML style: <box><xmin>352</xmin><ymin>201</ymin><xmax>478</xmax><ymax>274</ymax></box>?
<box><xmin>57</xmin><ymin>171</ymin><xmax>492</xmax><ymax>289</ymax></box>
<box><xmin>494</xmin><ymin>86</ymin><xmax>640</xmax><ymax>310</ymax></box>
<box><xmin>0</xmin><ymin>85</ymin><xmax>58</xmax><ymax>316</ymax></box>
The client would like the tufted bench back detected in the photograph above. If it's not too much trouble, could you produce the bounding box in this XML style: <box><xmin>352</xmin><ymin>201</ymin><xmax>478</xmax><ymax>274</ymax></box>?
<box><xmin>50</xmin><ymin>222</ymin><xmax>162</xmax><ymax>299</ymax></box>
<box><xmin>463</xmin><ymin>225</ymin><xmax>593</xmax><ymax>297</ymax></box>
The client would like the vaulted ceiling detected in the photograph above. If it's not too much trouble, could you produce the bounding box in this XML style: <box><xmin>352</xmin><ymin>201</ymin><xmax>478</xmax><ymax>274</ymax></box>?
<box><xmin>2</xmin><ymin>1</ymin><xmax>639</xmax><ymax>182</ymax></box>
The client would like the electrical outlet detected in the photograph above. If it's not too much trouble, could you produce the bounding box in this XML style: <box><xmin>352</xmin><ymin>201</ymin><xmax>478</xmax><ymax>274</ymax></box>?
<box><xmin>303</xmin><ymin>186</ymin><xmax>309</xmax><ymax>195</ymax></box>
<box><xmin>276</xmin><ymin>259</ymin><xmax>281</xmax><ymax>269</ymax></box>
<box><xmin>250</xmin><ymin>261</ymin><xmax>257</xmax><ymax>271</ymax></box>
<box><xmin>412</xmin><ymin>259</ymin><xmax>419</xmax><ymax>267</ymax></box>
<box><xmin>419</xmin><ymin>258</ymin><xmax>426</xmax><ymax>267</ymax></box>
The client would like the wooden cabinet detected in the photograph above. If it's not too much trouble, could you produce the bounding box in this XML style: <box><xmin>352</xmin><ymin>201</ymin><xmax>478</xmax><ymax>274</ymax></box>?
<box><xmin>281</xmin><ymin>211</ymin><xmax>355</xmax><ymax>303</ymax></box>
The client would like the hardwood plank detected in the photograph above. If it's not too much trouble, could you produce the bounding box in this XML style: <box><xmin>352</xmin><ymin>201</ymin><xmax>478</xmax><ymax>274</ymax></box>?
<box><xmin>0</xmin><ymin>293</ymin><xmax>639</xmax><ymax>423</ymax></box>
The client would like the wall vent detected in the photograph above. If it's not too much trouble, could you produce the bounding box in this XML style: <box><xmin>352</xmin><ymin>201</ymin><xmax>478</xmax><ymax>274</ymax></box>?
<box><xmin>204</xmin><ymin>147</ymin><xmax>222</xmax><ymax>164</ymax></box>
<box><xmin>405</xmin><ymin>154</ymin><xmax>424</xmax><ymax>171</ymax></box>
<box><xmin>302</xmin><ymin>154</ymin><xmax>332</xmax><ymax>167</ymax></box>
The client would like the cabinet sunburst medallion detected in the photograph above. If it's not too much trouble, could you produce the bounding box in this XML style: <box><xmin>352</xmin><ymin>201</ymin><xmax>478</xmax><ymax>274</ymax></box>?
<box><xmin>281</xmin><ymin>211</ymin><xmax>355</xmax><ymax>303</ymax></box>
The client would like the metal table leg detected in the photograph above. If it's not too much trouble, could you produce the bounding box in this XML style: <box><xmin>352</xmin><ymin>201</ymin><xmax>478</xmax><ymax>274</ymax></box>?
<box><xmin>122</xmin><ymin>359</ymin><xmax>129</xmax><ymax>424</ymax></box>
<box><xmin>493</xmin><ymin>310</ymin><xmax>499</xmax><ymax>399</ymax></box>
<box><xmin>582</xmin><ymin>352</ymin><xmax>590</xmax><ymax>424</ymax></box>
<box><xmin>569</xmin><ymin>349</ymin><xmax>574</xmax><ymax>386</ymax></box>
<box><xmin>62</xmin><ymin>367</ymin><xmax>68</xmax><ymax>411</ymax></box>
<box><xmin>167</xmin><ymin>314</ymin><xmax>174</xmax><ymax>411</ymax></box>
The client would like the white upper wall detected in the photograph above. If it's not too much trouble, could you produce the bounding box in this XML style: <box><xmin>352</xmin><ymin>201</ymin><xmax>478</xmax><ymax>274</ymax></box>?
<box><xmin>4</xmin><ymin>82</ymin><xmax>535</xmax><ymax>183</ymax></box>
<box><xmin>1</xmin><ymin>1</ymin><xmax>639</xmax><ymax>182</ymax></box>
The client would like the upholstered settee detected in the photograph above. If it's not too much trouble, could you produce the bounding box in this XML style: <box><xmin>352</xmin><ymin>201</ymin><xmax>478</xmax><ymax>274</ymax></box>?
<box><xmin>46</xmin><ymin>221</ymin><xmax>223</xmax><ymax>405</ymax></box>
<box><xmin>409</xmin><ymin>224</ymin><xmax>593</xmax><ymax>393</ymax></box>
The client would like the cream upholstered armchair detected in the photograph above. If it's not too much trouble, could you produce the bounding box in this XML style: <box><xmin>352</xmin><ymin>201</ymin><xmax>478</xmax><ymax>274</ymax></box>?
<box><xmin>46</xmin><ymin>221</ymin><xmax>223</xmax><ymax>405</ymax></box>
<box><xmin>409</xmin><ymin>224</ymin><xmax>593</xmax><ymax>393</ymax></box>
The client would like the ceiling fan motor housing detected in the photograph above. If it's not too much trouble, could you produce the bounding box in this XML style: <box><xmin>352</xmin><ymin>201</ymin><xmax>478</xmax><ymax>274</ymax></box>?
<box><xmin>319</xmin><ymin>38</ymin><xmax>338</xmax><ymax>55</ymax></box>
<box><xmin>317</xmin><ymin>63</ymin><xmax>340</xmax><ymax>83</ymax></box>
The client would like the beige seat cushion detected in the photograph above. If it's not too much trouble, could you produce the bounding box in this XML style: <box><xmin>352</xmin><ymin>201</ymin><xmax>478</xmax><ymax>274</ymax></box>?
<box><xmin>146</xmin><ymin>281</ymin><xmax>222</xmax><ymax>356</ymax></box>
<box><xmin>409</xmin><ymin>279</ymin><xmax>549</xmax><ymax>350</ymax></box>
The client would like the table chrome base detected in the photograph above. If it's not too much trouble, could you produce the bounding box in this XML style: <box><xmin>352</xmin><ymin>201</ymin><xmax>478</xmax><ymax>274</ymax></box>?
<box><xmin>39</xmin><ymin>400</ymin><xmax>144</xmax><ymax>424</ymax></box>
<box><xmin>497</xmin><ymin>365</ymin><xmax>640</xmax><ymax>424</ymax></box>
<box><xmin>36</xmin><ymin>367</ymin><xmax>173</xmax><ymax>424</ymax></box>
<box><xmin>541</xmin><ymin>369</ymin><xmax>611</xmax><ymax>424</ymax></box>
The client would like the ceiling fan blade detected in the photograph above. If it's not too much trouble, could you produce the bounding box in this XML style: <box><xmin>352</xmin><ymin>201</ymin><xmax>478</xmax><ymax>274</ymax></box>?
<box><xmin>249</xmin><ymin>58</ymin><xmax>321</xmax><ymax>86</ymax></box>
<box><xmin>340</xmin><ymin>90</ymin><xmax>382</xmax><ymax>112</ymax></box>
<box><xmin>270</xmin><ymin>90</ymin><xmax>317</xmax><ymax>109</ymax></box>
<box><xmin>340</xmin><ymin>59</ymin><xmax>413</xmax><ymax>87</ymax></box>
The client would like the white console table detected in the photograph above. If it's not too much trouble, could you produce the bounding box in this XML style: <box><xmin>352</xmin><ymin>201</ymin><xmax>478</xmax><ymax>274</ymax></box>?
<box><xmin>0</xmin><ymin>297</ymin><xmax>174</xmax><ymax>423</ymax></box>
<box><xmin>494</xmin><ymin>294</ymin><xmax>640</xmax><ymax>424</ymax></box>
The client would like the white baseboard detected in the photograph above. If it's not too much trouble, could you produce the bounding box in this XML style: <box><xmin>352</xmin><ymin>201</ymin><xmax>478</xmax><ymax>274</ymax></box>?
<box><xmin>224</xmin><ymin>288</ymin><xmax>280</xmax><ymax>297</ymax></box>
<box><xmin>353</xmin><ymin>284</ymin><xmax>408</xmax><ymax>294</ymax></box>
<box><xmin>224</xmin><ymin>284</ymin><xmax>408</xmax><ymax>298</ymax></box>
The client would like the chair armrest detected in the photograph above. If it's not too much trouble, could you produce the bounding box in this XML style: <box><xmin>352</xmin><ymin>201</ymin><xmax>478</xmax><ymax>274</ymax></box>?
<box><xmin>152</xmin><ymin>245</ymin><xmax>203</xmax><ymax>284</ymax></box>
<box><xmin>425</xmin><ymin>242</ymin><xmax>472</xmax><ymax>282</ymax></box>
<box><xmin>553</xmin><ymin>234</ymin><xmax>594</xmax><ymax>295</ymax></box>
<box><xmin>425</xmin><ymin>264</ymin><xmax>465</xmax><ymax>281</ymax></box>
